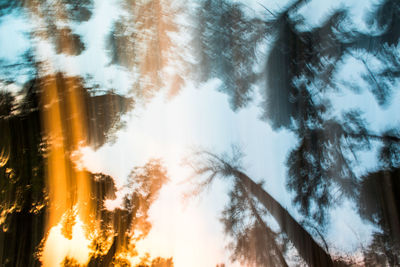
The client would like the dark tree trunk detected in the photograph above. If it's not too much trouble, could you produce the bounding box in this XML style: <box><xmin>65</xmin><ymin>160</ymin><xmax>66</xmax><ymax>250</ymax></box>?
<box><xmin>232</xmin><ymin>169</ymin><xmax>346</xmax><ymax>267</ymax></box>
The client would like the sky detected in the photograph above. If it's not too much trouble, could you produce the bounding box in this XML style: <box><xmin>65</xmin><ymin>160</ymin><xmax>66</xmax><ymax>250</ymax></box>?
<box><xmin>1</xmin><ymin>0</ymin><xmax>398</xmax><ymax>266</ymax></box>
<box><xmin>79</xmin><ymin>78</ymin><xmax>299</xmax><ymax>266</ymax></box>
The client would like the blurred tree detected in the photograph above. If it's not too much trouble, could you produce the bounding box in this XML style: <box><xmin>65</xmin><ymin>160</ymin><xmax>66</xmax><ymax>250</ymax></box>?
<box><xmin>188</xmin><ymin>149</ymin><xmax>347</xmax><ymax>267</ymax></box>
<box><xmin>0</xmin><ymin>73</ymin><xmax>134</xmax><ymax>266</ymax></box>
<box><xmin>194</xmin><ymin>0</ymin><xmax>400</xmax><ymax>264</ymax></box>
<box><xmin>286</xmin><ymin>112</ymin><xmax>400</xmax><ymax>225</ymax></box>
<box><xmin>135</xmin><ymin>256</ymin><xmax>174</xmax><ymax>267</ymax></box>
<box><xmin>106</xmin><ymin>0</ymin><xmax>190</xmax><ymax>98</ymax></box>
<box><xmin>194</xmin><ymin>0</ymin><xmax>267</xmax><ymax>110</ymax></box>
<box><xmin>88</xmin><ymin>159</ymin><xmax>171</xmax><ymax>266</ymax></box>
<box><xmin>2</xmin><ymin>0</ymin><xmax>94</xmax><ymax>56</ymax></box>
<box><xmin>358</xmin><ymin>168</ymin><xmax>400</xmax><ymax>266</ymax></box>
<box><xmin>221</xmin><ymin>180</ymin><xmax>289</xmax><ymax>267</ymax></box>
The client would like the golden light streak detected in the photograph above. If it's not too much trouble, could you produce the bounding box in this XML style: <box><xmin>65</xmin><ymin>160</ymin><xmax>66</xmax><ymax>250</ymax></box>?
<box><xmin>0</xmin><ymin>146</ymin><xmax>10</xmax><ymax>168</ymax></box>
<box><xmin>63</xmin><ymin>77</ymin><xmax>93</xmax><ymax>225</ymax></box>
<box><xmin>41</xmin><ymin>76</ymin><xmax>70</xmax><ymax>228</ymax></box>
<box><xmin>23</xmin><ymin>2</ymin><xmax>96</xmax><ymax>265</ymax></box>
<box><xmin>39</xmin><ymin>74</ymin><xmax>96</xmax><ymax>265</ymax></box>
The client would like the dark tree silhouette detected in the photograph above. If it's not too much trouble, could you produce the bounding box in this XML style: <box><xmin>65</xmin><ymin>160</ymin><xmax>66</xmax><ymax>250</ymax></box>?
<box><xmin>221</xmin><ymin>180</ymin><xmax>289</xmax><ymax>267</ymax></box>
<box><xmin>194</xmin><ymin>0</ymin><xmax>267</xmax><ymax>110</ymax></box>
<box><xmin>194</xmin><ymin>3</ymin><xmax>400</xmax><ymax>263</ymax></box>
<box><xmin>188</xmin><ymin>149</ymin><xmax>348</xmax><ymax>267</ymax></box>
<box><xmin>88</xmin><ymin>159</ymin><xmax>170</xmax><ymax>266</ymax></box>
<box><xmin>0</xmin><ymin>87</ymin><xmax>45</xmax><ymax>267</ymax></box>
<box><xmin>357</xmin><ymin>168</ymin><xmax>400</xmax><ymax>266</ymax></box>
<box><xmin>0</xmin><ymin>73</ymin><xmax>134</xmax><ymax>266</ymax></box>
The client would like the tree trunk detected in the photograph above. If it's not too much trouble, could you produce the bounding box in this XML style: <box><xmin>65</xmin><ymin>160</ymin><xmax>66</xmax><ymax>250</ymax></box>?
<box><xmin>232</xmin><ymin>169</ymin><xmax>345</xmax><ymax>267</ymax></box>
<box><xmin>245</xmin><ymin>187</ymin><xmax>289</xmax><ymax>267</ymax></box>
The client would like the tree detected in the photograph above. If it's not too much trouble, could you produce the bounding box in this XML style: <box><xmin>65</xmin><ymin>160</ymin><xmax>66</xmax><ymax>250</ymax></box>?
<box><xmin>0</xmin><ymin>86</ymin><xmax>45</xmax><ymax>267</ymax></box>
<box><xmin>286</xmin><ymin>112</ymin><xmax>400</xmax><ymax>225</ymax></box>
<box><xmin>194</xmin><ymin>1</ymin><xmax>400</xmax><ymax>263</ymax></box>
<box><xmin>221</xmin><ymin>180</ymin><xmax>289</xmax><ymax>267</ymax></box>
<box><xmin>0</xmin><ymin>73</ymin><xmax>137</xmax><ymax>266</ymax></box>
<box><xmin>106</xmin><ymin>0</ymin><xmax>190</xmax><ymax>98</ymax></box>
<box><xmin>188</xmin><ymin>149</ymin><xmax>347</xmax><ymax>267</ymax></box>
<box><xmin>357</xmin><ymin>168</ymin><xmax>400</xmax><ymax>266</ymax></box>
<box><xmin>88</xmin><ymin>159</ymin><xmax>171</xmax><ymax>266</ymax></box>
<box><xmin>0</xmin><ymin>0</ymin><xmax>178</xmax><ymax>264</ymax></box>
<box><xmin>135</xmin><ymin>256</ymin><xmax>174</xmax><ymax>267</ymax></box>
<box><xmin>194</xmin><ymin>0</ymin><xmax>267</xmax><ymax>110</ymax></box>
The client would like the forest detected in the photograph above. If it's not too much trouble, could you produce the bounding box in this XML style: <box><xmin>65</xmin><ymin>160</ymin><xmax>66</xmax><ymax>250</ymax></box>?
<box><xmin>0</xmin><ymin>0</ymin><xmax>399</xmax><ymax>266</ymax></box>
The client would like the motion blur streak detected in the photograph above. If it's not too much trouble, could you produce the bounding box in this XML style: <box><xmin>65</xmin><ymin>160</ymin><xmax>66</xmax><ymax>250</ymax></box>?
<box><xmin>39</xmin><ymin>47</ymin><xmax>93</xmax><ymax>267</ymax></box>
